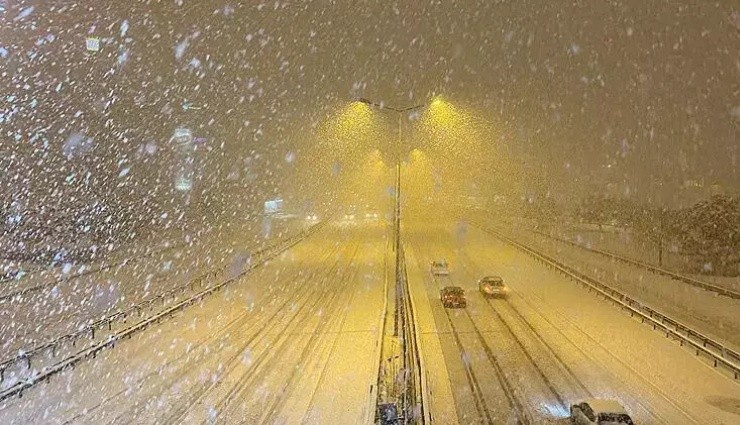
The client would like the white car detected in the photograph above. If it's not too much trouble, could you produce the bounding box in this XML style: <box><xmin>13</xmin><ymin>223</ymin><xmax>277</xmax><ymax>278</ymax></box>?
<box><xmin>478</xmin><ymin>276</ymin><xmax>508</xmax><ymax>298</ymax></box>
<box><xmin>430</xmin><ymin>260</ymin><xmax>450</xmax><ymax>276</ymax></box>
<box><xmin>571</xmin><ymin>399</ymin><xmax>634</xmax><ymax>424</ymax></box>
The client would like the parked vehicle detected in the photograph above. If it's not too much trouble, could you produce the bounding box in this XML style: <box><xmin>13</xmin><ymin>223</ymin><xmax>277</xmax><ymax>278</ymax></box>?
<box><xmin>570</xmin><ymin>399</ymin><xmax>634</xmax><ymax>424</ymax></box>
<box><xmin>440</xmin><ymin>286</ymin><xmax>466</xmax><ymax>308</ymax></box>
<box><xmin>478</xmin><ymin>276</ymin><xmax>508</xmax><ymax>298</ymax></box>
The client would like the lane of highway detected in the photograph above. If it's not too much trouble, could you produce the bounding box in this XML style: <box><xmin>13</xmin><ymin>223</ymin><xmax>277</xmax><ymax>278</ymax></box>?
<box><xmin>0</xmin><ymin>219</ymin><xmax>308</xmax><ymax>364</ymax></box>
<box><xmin>407</xmin><ymin>232</ymin><xmax>521</xmax><ymax>424</ymax></box>
<box><xmin>409</xmin><ymin>225</ymin><xmax>574</xmax><ymax>423</ymax></box>
<box><xmin>403</xmin><ymin>217</ymin><xmax>740</xmax><ymax>424</ymax></box>
<box><xmin>491</xmin><ymin>217</ymin><xmax>740</xmax><ymax>351</ymax></box>
<box><xmin>0</xmin><ymin>223</ymin><xmax>341</xmax><ymax>423</ymax></box>
<box><xmin>0</xmin><ymin>221</ymin><xmax>387</xmax><ymax>425</ymax></box>
<box><xmin>269</xmin><ymin>224</ymin><xmax>386</xmax><ymax>424</ymax></box>
<box><xmin>458</xmin><ymin>219</ymin><xmax>740</xmax><ymax>424</ymax></box>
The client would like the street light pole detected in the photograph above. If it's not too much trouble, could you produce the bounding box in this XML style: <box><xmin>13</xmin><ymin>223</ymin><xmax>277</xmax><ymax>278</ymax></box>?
<box><xmin>356</xmin><ymin>97</ymin><xmax>426</xmax><ymax>423</ymax></box>
<box><xmin>356</xmin><ymin>98</ymin><xmax>425</xmax><ymax>247</ymax></box>
<box><xmin>396</xmin><ymin>112</ymin><xmax>402</xmax><ymax>258</ymax></box>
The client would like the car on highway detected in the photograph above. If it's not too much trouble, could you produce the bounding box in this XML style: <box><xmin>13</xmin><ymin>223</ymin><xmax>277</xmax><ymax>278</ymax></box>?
<box><xmin>440</xmin><ymin>286</ymin><xmax>466</xmax><ymax>308</ymax></box>
<box><xmin>376</xmin><ymin>403</ymin><xmax>398</xmax><ymax>425</ymax></box>
<box><xmin>570</xmin><ymin>399</ymin><xmax>634</xmax><ymax>424</ymax></box>
<box><xmin>430</xmin><ymin>259</ymin><xmax>450</xmax><ymax>276</ymax></box>
<box><xmin>478</xmin><ymin>276</ymin><xmax>508</xmax><ymax>298</ymax></box>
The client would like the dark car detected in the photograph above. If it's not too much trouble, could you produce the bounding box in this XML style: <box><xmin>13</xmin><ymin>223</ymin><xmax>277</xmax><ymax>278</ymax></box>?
<box><xmin>571</xmin><ymin>399</ymin><xmax>635</xmax><ymax>424</ymax></box>
<box><xmin>440</xmin><ymin>286</ymin><xmax>466</xmax><ymax>308</ymax></box>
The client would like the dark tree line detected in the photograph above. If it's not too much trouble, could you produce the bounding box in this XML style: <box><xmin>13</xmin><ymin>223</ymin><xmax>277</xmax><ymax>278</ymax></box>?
<box><xmin>574</xmin><ymin>195</ymin><xmax>739</xmax><ymax>276</ymax></box>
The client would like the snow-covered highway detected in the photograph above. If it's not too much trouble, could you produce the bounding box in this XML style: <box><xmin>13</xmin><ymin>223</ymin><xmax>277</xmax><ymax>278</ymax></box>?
<box><xmin>1</xmin><ymin>215</ymin><xmax>738</xmax><ymax>424</ymax></box>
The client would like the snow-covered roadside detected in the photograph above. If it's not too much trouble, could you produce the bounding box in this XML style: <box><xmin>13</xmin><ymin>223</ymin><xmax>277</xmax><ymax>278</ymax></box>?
<box><xmin>487</xmin><ymin>221</ymin><xmax>740</xmax><ymax>353</ymax></box>
<box><xmin>0</xmin><ymin>218</ymin><xmax>309</xmax><ymax>358</ymax></box>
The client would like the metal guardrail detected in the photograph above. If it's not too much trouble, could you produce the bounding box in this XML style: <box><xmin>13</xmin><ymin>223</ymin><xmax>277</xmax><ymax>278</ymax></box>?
<box><xmin>397</xmin><ymin>246</ymin><xmax>427</xmax><ymax>424</ymax></box>
<box><xmin>376</xmin><ymin>158</ymin><xmax>427</xmax><ymax>425</ymax></box>
<box><xmin>476</xmin><ymin>224</ymin><xmax>740</xmax><ymax>380</ymax></box>
<box><xmin>0</xmin><ymin>274</ymin><xmax>222</xmax><ymax>402</ymax></box>
<box><xmin>368</xmin><ymin>236</ymin><xmax>391</xmax><ymax>424</ymax></box>
<box><xmin>530</xmin><ymin>229</ymin><xmax>740</xmax><ymax>300</ymax></box>
<box><xmin>0</xmin><ymin>265</ymin><xmax>220</xmax><ymax>381</ymax></box>
<box><xmin>376</xmin><ymin>233</ymin><xmax>427</xmax><ymax>423</ymax></box>
<box><xmin>0</xmin><ymin>222</ymin><xmax>325</xmax><ymax>395</ymax></box>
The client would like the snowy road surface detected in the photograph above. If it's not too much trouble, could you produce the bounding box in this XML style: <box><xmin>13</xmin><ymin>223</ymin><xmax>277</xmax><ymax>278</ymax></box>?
<box><xmin>1</xmin><ymin>217</ymin><xmax>739</xmax><ymax>424</ymax></box>
<box><xmin>498</xmin><ymin>220</ymin><xmax>740</xmax><ymax>352</ymax></box>
<box><xmin>0</xmin><ymin>221</ymin><xmax>387</xmax><ymax>424</ymax></box>
<box><xmin>404</xmin><ymin>218</ymin><xmax>740</xmax><ymax>425</ymax></box>
<box><xmin>0</xmin><ymin>219</ymin><xmax>304</xmax><ymax>358</ymax></box>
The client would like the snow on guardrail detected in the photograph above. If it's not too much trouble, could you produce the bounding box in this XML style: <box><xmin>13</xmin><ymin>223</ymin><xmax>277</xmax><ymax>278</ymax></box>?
<box><xmin>0</xmin><ymin>221</ymin><xmax>326</xmax><ymax>399</ymax></box>
<box><xmin>529</xmin><ymin>229</ymin><xmax>740</xmax><ymax>300</ymax></box>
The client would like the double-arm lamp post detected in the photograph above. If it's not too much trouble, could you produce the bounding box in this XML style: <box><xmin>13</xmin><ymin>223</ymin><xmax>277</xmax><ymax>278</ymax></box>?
<box><xmin>355</xmin><ymin>98</ymin><xmax>426</xmax><ymax>253</ymax></box>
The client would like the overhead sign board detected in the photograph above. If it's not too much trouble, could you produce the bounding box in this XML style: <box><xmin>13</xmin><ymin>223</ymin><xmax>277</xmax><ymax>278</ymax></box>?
<box><xmin>86</xmin><ymin>37</ymin><xmax>101</xmax><ymax>52</ymax></box>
